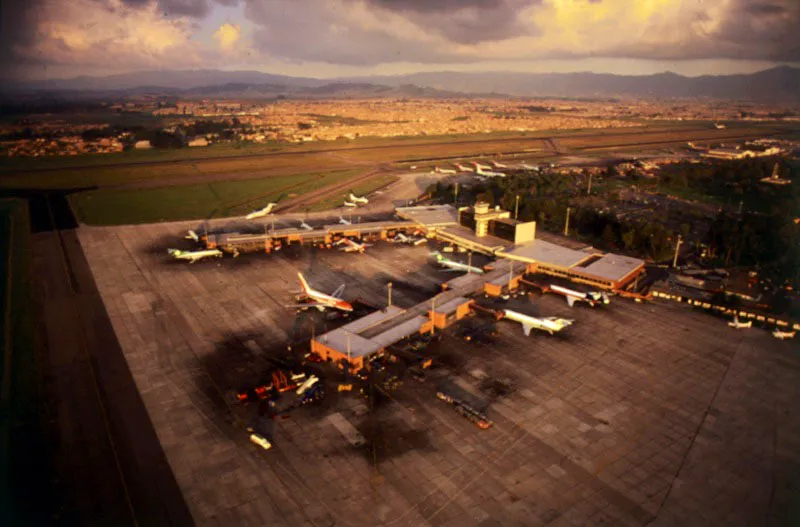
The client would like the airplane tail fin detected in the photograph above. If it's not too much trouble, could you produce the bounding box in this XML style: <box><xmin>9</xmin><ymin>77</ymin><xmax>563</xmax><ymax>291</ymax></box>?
<box><xmin>297</xmin><ymin>272</ymin><xmax>311</xmax><ymax>294</ymax></box>
<box><xmin>601</xmin><ymin>292</ymin><xmax>610</xmax><ymax>304</ymax></box>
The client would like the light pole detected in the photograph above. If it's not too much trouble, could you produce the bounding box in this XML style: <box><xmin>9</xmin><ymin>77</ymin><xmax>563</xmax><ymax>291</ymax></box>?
<box><xmin>467</xmin><ymin>251</ymin><xmax>472</xmax><ymax>274</ymax></box>
<box><xmin>672</xmin><ymin>234</ymin><xmax>683</xmax><ymax>268</ymax></box>
<box><xmin>454</xmin><ymin>182</ymin><xmax>459</xmax><ymax>204</ymax></box>
<box><xmin>387</xmin><ymin>282</ymin><xmax>393</xmax><ymax>308</ymax></box>
<box><xmin>431</xmin><ymin>296</ymin><xmax>436</xmax><ymax>335</ymax></box>
<box><xmin>587</xmin><ymin>173</ymin><xmax>593</xmax><ymax>195</ymax></box>
<box><xmin>564</xmin><ymin>207</ymin><xmax>571</xmax><ymax>237</ymax></box>
<box><xmin>514</xmin><ymin>194</ymin><xmax>520</xmax><ymax>220</ymax></box>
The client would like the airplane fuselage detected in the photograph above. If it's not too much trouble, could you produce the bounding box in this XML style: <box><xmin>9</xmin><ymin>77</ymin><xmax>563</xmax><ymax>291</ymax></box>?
<box><xmin>297</xmin><ymin>273</ymin><xmax>353</xmax><ymax>312</ymax></box>
<box><xmin>434</xmin><ymin>255</ymin><xmax>484</xmax><ymax>274</ymax></box>
<box><xmin>245</xmin><ymin>203</ymin><xmax>277</xmax><ymax>220</ymax></box>
<box><xmin>502</xmin><ymin>309</ymin><xmax>573</xmax><ymax>335</ymax></box>
<box><xmin>349</xmin><ymin>193</ymin><xmax>368</xmax><ymax>204</ymax></box>
<box><xmin>168</xmin><ymin>248</ymin><xmax>223</xmax><ymax>263</ymax></box>
<box><xmin>549</xmin><ymin>285</ymin><xmax>608</xmax><ymax>307</ymax></box>
<box><xmin>773</xmin><ymin>330</ymin><xmax>796</xmax><ymax>340</ymax></box>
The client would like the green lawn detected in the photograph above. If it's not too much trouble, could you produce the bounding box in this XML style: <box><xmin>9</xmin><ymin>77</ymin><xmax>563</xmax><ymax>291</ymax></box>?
<box><xmin>306</xmin><ymin>174</ymin><xmax>399</xmax><ymax>212</ymax></box>
<box><xmin>69</xmin><ymin>169</ymin><xmax>365</xmax><ymax>225</ymax></box>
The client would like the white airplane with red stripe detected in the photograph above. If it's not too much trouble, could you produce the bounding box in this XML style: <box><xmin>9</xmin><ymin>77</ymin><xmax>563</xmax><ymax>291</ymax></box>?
<box><xmin>290</xmin><ymin>272</ymin><xmax>353</xmax><ymax>312</ymax></box>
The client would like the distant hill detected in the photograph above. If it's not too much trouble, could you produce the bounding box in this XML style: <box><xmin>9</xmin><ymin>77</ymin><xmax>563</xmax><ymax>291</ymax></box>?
<box><xmin>344</xmin><ymin>66</ymin><xmax>800</xmax><ymax>102</ymax></box>
<box><xmin>4</xmin><ymin>66</ymin><xmax>799</xmax><ymax>102</ymax></box>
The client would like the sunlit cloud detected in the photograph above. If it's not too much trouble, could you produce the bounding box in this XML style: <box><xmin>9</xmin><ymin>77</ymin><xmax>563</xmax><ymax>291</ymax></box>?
<box><xmin>212</xmin><ymin>22</ymin><xmax>241</xmax><ymax>51</ymax></box>
<box><xmin>1</xmin><ymin>0</ymin><xmax>797</xmax><ymax>80</ymax></box>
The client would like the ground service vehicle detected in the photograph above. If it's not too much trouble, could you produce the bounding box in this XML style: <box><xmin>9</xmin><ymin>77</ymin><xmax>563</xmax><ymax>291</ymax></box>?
<box><xmin>436</xmin><ymin>381</ymin><xmax>493</xmax><ymax>429</ymax></box>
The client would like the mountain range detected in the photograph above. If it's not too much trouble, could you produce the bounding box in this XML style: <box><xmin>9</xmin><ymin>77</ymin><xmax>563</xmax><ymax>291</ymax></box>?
<box><xmin>5</xmin><ymin>66</ymin><xmax>800</xmax><ymax>102</ymax></box>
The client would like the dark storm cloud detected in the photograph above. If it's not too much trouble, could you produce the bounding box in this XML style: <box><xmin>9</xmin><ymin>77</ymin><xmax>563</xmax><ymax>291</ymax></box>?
<box><xmin>367</xmin><ymin>0</ymin><xmax>535</xmax><ymax>44</ymax></box>
<box><xmin>122</xmin><ymin>0</ymin><xmax>209</xmax><ymax>17</ymax></box>
<box><xmin>744</xmin><ymin>2</ymin><xmax>787</xmax><ymax>15</ymax></box>
<box><xmin>709</xmin><ymin>0</ymin><xmax>799</xmax><ymax>61</ymax></box>
<box><xmin>120</xmin><ymin>0</ymin><xmax>239</xmax><ymax>18</ymax></box>
<box><xmin>0</xmin><ymin>0</ymin><xmax>44</xmax><ymax>77</ymax></box>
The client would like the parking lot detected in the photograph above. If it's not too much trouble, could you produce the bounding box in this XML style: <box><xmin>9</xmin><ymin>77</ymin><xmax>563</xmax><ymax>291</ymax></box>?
<box><xmin>77</xmin><ymin>220</ymin><xmax>799</xmax><ymax>526</ymax></box>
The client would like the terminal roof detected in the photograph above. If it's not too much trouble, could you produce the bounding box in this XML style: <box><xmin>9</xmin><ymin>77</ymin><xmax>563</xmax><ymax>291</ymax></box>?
<box><xmin>337</xmin><ymin>305</ymin><xmax>405</xmax><ymax>334</ymax></box>
<box><xmin>501</xmin><ymin>239</ymin><xmax>593</xmax><ymax>269</ymax></box>
<box><xmin>575</xmin><ymin>254</ymin><xmax>644</xmax><ymax>282</ymax></box>
<box><xmin>432</xmin><ymin>296</ymin><xmax>470</xmax><ymax>315</ymax></box>
<box><xmin>395</xmin><ymin>205</ymin><xmax>459</xmax><ymax>227</ymax></box>
<box><xmin>371</xmin><ymin>316</ymin><xmax>429</xmax><ymax>348</ymax></box>
<box><xmin>318</xmin><ymin>329</ymin><xmax>383</xmax><ymax>359</ymax></box>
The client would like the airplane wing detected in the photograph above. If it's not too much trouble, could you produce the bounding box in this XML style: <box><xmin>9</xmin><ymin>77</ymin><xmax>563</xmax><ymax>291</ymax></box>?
<box><xmin>522</xmin><ymin>324</ymin><xmax>533</xmax><ymax>337</ymax></box>
<box><xmin>566</xmin><ymin>297</ymin><xmax>576</xmax><ymax>308</ymax></box>
<box><xmin>442</xmin><ymin>268</ymin><xmax>462</xmax><ymax>272</ymax></box>
<box><xmin>331</xmin><ymin>284</ymin><xmax>346</xmax><ymax>299</ymax></box>
<box><xmin>285</xmin><ymin>302</ymin><xmax>326</xmax><ymax>309</ymax></box>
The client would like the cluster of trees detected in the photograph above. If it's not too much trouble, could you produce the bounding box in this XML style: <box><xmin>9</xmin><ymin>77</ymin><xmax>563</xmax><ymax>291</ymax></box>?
<box><xmin>657</xmin><ymin>158</ymin><xmax>792</xmax><ymax>212</ymax></box>
<box><xmin>426</xmin><ymin>170</ymin><xmax>676</xmax><ymax>260</ymax></box>
<box><xmin>127</xmin><ymin>120</ymin><xmax>239</xmax><ymax>148</ymax></box>
<box><xmin>428</xmin><ymin>159</ymin><xmax>799</xmax><ymax>277</ymax></box>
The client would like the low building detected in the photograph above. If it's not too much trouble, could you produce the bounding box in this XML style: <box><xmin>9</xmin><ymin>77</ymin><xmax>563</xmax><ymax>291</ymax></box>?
<box><xmin>188</xmin><ymin>137</ymin><xmax>209</xmax><ymax>147</ymax></box>
<box><xmin>134</xmin><ymin>140</ymin><xmax>152</xmax><ymax>149</ymax></box>
<box><xmin>311</xmin><ymin>306</ymin><xmax>432</xmax><ymax>372</ymax></box>
<box><xmin>498</xmin><ymin>240</ymin><xmax>644</xmax><ymax>290</ymax></box>
<box><xmin>429</xmin><ymin>296</ymin><xmax>473</xmax><ymax>329</ymax></box>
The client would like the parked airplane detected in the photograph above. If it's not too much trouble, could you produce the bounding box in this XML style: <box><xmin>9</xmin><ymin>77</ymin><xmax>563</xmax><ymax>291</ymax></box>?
<box><xmin>728</xmin><ymin>316</ymin><xmax>752</xmax><ymax>329</ymax></box>
<box><xmin>337</xmin><ymin>238</ymin><xmax>372</xmax><ymax>253</ymax></box>
<box><xmin>502</xmin><ymin>309</ymin><xmax>574</xmax><ymax>336</ymax></box>
<box><xmin>290</xmin><ymin>272</ymin><xmax>353</xmax><ymax>312</ymax></box>
<box><xmin>348</xmin><ymin>192</ymin><xmax>368</xmax><ymax>204</ymax></box>
<box><xmin>431</xmin><ymin>251</ymin><xmax>485</xmax><ymax>274</ymax></box>
<box><xmin>521</xmin><ymin>163</ymin><xmax>539</xmax><ymax>171</ymax></box>
<box><xmin>434</xmin><ymin>166</ymin><xmax>457</xmax><ymax>174</ymax></box>
<box><xmin>491</xmin><ymin>160</ymin><xmax>508</xmax><ymax>169</ymax></box>
<box><xmin>474</xmin><ymin>165</ymin><xmax>506</xmax><ymax>178</ymax></box>
<box><xmin>296</xmin><ymin>375</ymin><xmax>320</xmax><ymax>395</ymax></box>
<box><xmin>167</xmin><ymin>248</ymin><xmax>223</xmax><ymax>263</ymax></box>
<box><xmin>343</xmin><ymin>200</ymin><xmax>358</xmax><ymax>208</ymax></box>
<box><xmin>185</xmin><ymin>230</ymin><xmax>200</xmax><ymax>242</ymax></box>
<box><xmin>549</xmin><ymin>285</ymin><xmax>609</xmax><ymax>308</ymax></box>
<box><xmin>472</xmin><ymin>161</ymin><xmax>492</xmax><ymax>171</ymax></box>
<box><xmin>455</xmin><ymin>163</ymin><xmax>475</xmax><ymax>172</ymax></box>
<box><xmin>339</xmin><ymin>216</ymin><xmax>351</xmax><ymax>225</ymax></box>
<box><xmin>245</xmin><ymin>202</ymin><xmax>277</xmax><ymax>220</ymax></box>
<box><xmin>299</xmin><ymin>220</ymin><xmax>313</xmax><ymax>231</ymax></box>
<box><xmin>390</xmin><ymin>232</ymin><xmax>427</xmax><ymax>245</ymax></box>
<box><xmin>773</xmin><ymin>328</ymin><xmax>796</xmax><ymax>340</ymax></box>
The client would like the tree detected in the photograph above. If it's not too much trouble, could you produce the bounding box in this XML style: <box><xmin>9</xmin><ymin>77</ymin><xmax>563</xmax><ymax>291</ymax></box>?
<box><xmin>601</xmin><ymin>224</ymin><xmax>617</xmax><ymax>248</ymax></box>
<box><xmin>622</xmin><ymin>230</ymin><xmax>636</xmax><ymax>251</ymax></box>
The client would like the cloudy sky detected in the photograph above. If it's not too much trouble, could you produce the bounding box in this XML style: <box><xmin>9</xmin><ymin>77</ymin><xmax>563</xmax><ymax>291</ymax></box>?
<box><xmin>1</xmin><ymin>0</ymin><xmax>798</xmax><ymax>80</ymax></box>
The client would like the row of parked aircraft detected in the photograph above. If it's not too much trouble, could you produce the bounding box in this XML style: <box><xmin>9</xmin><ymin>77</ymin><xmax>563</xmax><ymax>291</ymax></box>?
<box><xmin>432</xmin><ymin>159</ymin><xmax>547</xmax><ymax>178</ymax></box>
<box><xmin>728</xmin><ymin>315</ymin><xmax>795</xmax><ymax>339</ymax></box>
<box><xmin>290</xmin><ymin>271</ymin><xmax>576</xmax><ymax>337</ymax></box>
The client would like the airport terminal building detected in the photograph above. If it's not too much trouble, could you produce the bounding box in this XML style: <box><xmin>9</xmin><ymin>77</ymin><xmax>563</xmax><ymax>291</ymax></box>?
<box><xmin>396</xmin><ymin>202</ymin><xmax>644</xmax><ymax>291</ymax></box>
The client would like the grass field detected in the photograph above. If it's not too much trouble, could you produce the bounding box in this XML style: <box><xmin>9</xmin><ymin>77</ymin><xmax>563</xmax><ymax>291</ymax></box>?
<box><xmin>306</xmin><ymin>173</ymin><xmax>399</xmax><ymax>212</ymax></box>
<box><xmin>69</xmin><ymin>169</ymin><xmax>365</xmax><ymax>225</ymax></box>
